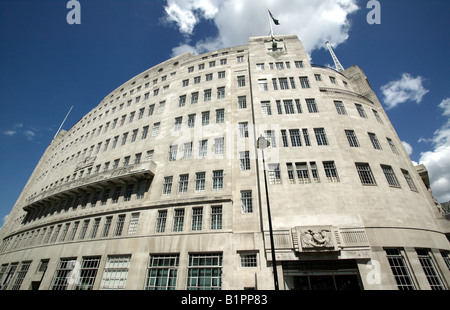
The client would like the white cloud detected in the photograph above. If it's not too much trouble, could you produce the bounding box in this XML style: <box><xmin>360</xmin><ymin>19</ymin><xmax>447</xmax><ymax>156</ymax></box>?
<box><xmin>418</xmin><ymin>98</ymin><xmax>450</xmax><ymax>203</ymax></box>
<box><xmin>163</xmin><ymin>0</ymin><xmax>359</xmax><ymax>57</ymax></box>
<box><xmin>23</xmin><ymin>130</ymin><xmax>36</xmax><ymax>141</ymax></box>
<box><xmin>380</xmin><ymin>73</ymin><xmax>429</xmax><ymax>110</ymax></box>
<box><xmin>401</xmin><ymin>141</ymin><xmax>413</xmax><ymax>156</ymax></box>
<box><xmin>2</xmin><ymin>130</ymin><xmax>16</xmax><ymax>136</ymax></box>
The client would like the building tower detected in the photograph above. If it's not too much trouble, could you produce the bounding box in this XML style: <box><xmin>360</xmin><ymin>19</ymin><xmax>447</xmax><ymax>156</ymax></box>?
<box><xmin>0</xmin><ymin>35</ymin><xmax>449</xmax><ymax>290</ymax></box>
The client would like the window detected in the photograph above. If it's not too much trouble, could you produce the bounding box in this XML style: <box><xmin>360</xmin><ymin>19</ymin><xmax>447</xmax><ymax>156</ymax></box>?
<box><xmin>141</xmin><ymin>126</ymin><xmax>149</xmax><ymax>139</ymax></box>
<box><xmin>401</xmin><ymin>169</ymin><xmax>417</xmax><ymax>191</ymax></box>
<box><xmin>387</xmin><ymin>138</ymin><xmax>399</xmax><ymax>154</ymax></box>
<box><xmin>295</xmin><ymin>61</ymin><xmax>304</xmax><ymax>68</ymax></box>
<box><xmin>179</xmin><ymin>174</ymin><xmax>189</xmax><ymax>193</ymax></box>
<box><xmin>74</xmin><ymin>256</ymin><xmax>101</xmax><ymax>290</ymax></box>
<box><xmin>121</xmin><ymin>133</ymin><xmax>128</xmax><ymax>146</ymax></box>
<box><xmin>238</xmin><ymin>96</ymin><xmax>247</xmax><ymax>109</ymax></box>
<box><xmin>217</xmin><ymin>87</ymin><xmax>225</xmax><ymax>99</ymax></box>
<box><xmin>334</xmin><ymin>101</ymin><xmax>347</xmax><ymax>115</ymax></box>
<box><xmin>276</xmin><ymin>101</ymin><xmax>283</xmax><ymax>115</ymax></box>
<box><xmin>145</xmin><ymin>255</ymin><xmax>179</xmax><ymax>290</ymax></box>
<box><xmin>127</xmin><ymin>213</ymin><xmax>140</xmax><ymax>235</ymax></box>
<box><xmin>272</xmin><ymin>78</ymin><xmax>278</xmax><ymax>90</ymax></box>
<box><xmin>296</xmin><ymin>163</ymin><xmax>310</xmax><ymax>184</ymax></box>
<box><xmin>264</xmin><ymin>130</ymin><xmax>276</xmax><ymax>148</ymax></box>
<box><xmin>163</xmin><ymin>176</ymin><xmax>173</xmax><ymax>195</ymax></box>
<box><xmin>381</xmin><ymin>165</ymin><xmax>400</xmax><ymax>187</ymax></box>
<box><xmin>174</xmin><ymin>117</ymin><xmax>182</xmax><ymax>131</ymax></box>
<box><xmin>218</xmin><ymin>71</ymin><xmax>225</xmax><ymax>79</ymax></box>
<box><xmin>373</xmin><ymin>109</ymin><xmax>383</xmax><ymax>124</ymax></box>
<box><xmin>199</xmin><ymin>140</ymin><xmax>208</xmax><ymax>157</ymax></box>
<box><xmin>259</xmin><ymin>79</ymin><xmax>268</xmax><ymax>91</ymax></box>
<box><xmin>268</xmin><ymin>164</ymin><xmax>281</xmax><ymax>184</ymax></box>
<box><xmin>276</xmin><ymin>62</ymin><xmax>284</xmax><ymax>70</ymax></box>
<box><xmin>289</xmin><ymin>129</ymin><xmax>302</xmax><ymax>147</ymax></box>
<box><xmin>215</xmin><ymin>137</ymin><xmax>224</xmax><ymax>155</ymax></box>
<box><xmin>51</xmin><ymin>258</ymin><xmax>77</xmax><ymax>290</ymax></box>
<box><xmin>191</xmin><ymin>92</ymin><xmax>199</xmax><ymax>104</ymax></box>
<box><xmin>284</xmin><ymin>100</ymin><xmax>295</xmax><ymax>114</ymax></box>
<box><xmin>100</xmin><ymin>255</ymin><xmax>131</xmax><ymax>290</ymax></box>
<box><xmin>151</xmin><ymin>122</ymin><xmax>160</xmax><ymax>136</ymax></box>
<box><xmin>261</xmin><ymin>101</ymin><xmax>272</xmax><ymax>116</ymax></box>
<box><xmin>9</xmin><ymin>261</ymin><xmax>31</xmax><ymax>290</ymax></box>
<box><xmin>79</xmin><ymin>220</ymin><xmax>89</xmax><ymax>240</ymax></box>
<box><xmin>416</xmin><ymin>249</ymin><xmax>445</xmax><ymax>290</ymax></box>
<box><xmin>168</xmin><ymin>145</ymin><xmax>178</xmax><ymax>162</ymax></box>
<box><xmin>299</xmin><ymin>76</ymin><xmax>310</xmax><ymax>88</ymax></box>
<box><xmin>237</xmin><ymin>55</ymin><xmax>244</xmax><ymax>62</ymax></box>
<box><xmin>356</xmin><ymin>163</ymin><xmax>376</xmax><ymax>185</ymax></box>
<box><xmin>241</xmin><ymin>190</ymin><xmax>253</xmax><ymax>213</ymax></box>
<box><xmin>187</xmin><ymin>253</ymin><xmax>222</xmax><ymax>290</ymax></box>
<box><xmin>239</xmin><ymin>122</ymin><xmax>248</xmax><ymax>138</ymax></box>
<box><xmin>385</xmin><ymin>249</ymin><xmax>415</xmax><ymax>290</ymax></box>
<box><xmin>329</xmin><ymin>76</ymin><xmax>336</xmax><ymax>84</ymax></box>
<box><xmin>345</xmin><ymin>130</ymin><xmax>359</xmax><ymax>147</ymax></box>
<box><xmin>306</xmin><ymin>98</ymin><xmax>318</xmax><ymax>113</ymax></box>
<box><xmin>211</xmin><ymin>206</ymin><xmax>222</xmax><ymax>230</ymax></box>
<box><xmin>173</xmin><ymin>209</ymin><xmax>185</xmax><ymax>232</ymax></box>
<box><xmin>240</xmin><ymin>253</ymin><xmax>258</xmax><ymax>268</ymax></box>
<box><xmin>240</xmin><ymin>151</ymin><xmax>251</xmax><ymax>170</ymax></box>
<box><xmin>194</xmin><ymin>76</ymin><xmax>201</xmax><ymax>84</ymax></box>
<box><xmin>102</xmin><ymin>217</ymin><xmax>112</xmax><ymax>237</ymax></box>
<box><xmin>216</xmin><ymin>109</ymin><xmax>224</xmax><ymax>123</ymax></box>
<box><xmin>302</xmin><ymin>129</ymin><xmax>311</xmax><ymax>146</ymax></box>
<box><xmin>213</xmin><ymin>170</ymin><xmax>223</xmax><ymax>190</ymax></box>
<box><xmin>202</xmin><ymin>111</ymin><xmax>210</xmax><ymax>126</ymax></box>
<box><xmin>206</xmin><ymin>73</ymin><xmax>213</xmax><ymax>81</ymax></box>
<box><xmin>355</xmin><ymin>104</ymin><xmax>367</xmax><ymax>118</ymax></box>
<box><xmin>156</xmin><ymin>210</ymin><xmax>167</xmax><ymax>233</ymax></box>
<box><xmin>314</xmin><ymin>74</ymin><xmax>322</xmax><ymax>81</ymax></box>
<box><xmin>188</xmin><ymin>114</ymin><xmax>195</xmax><ymax>128</ymax></box>
<box><xmin>237</xmin><ymin>76</ymin><xmax>245</xmax><ymax>87</ymax></box>
<box><xmin>256</xmin><ymin>63</ymin><xmax>265</xmax><ymax>70</ymax></box>
<box><xmin>192</xmin><ymin>207</ymin><xmax>203</xmax><ymax>231</ymax></box>
<box><xmin>183</xmin><ymin>142</ymin><xmax>193</xmax><ymax>159</ymax></box>
<box><xmin>195</xmin><ymin>172</ymin><xmax>206</xmax><ymax>191</ymax></box>
<box><xmin>323</xmin><ymin>161</ymin><xmax>339</xmax><ymax>182</ymax></box>
<box><xmin>281</xmin><ymin>130</ymin><xmax>289</xmax><ymax>147</ymax></box>
<box><xmin>369</xmin><ymin>133</ymin><xmax>382</xmax><ymax>150</ymax></box>
<box><xmin>314</xmin><ymin>128</ymin><xmax>328</xmax><ymax>146</ymax></box>
<box><xmin>204</xmin><ymin>89</ymin><xmax>212</xmax><ymax>101</ymax></box>
<box><xmin>279</xmin><ymin>78</ymin><xmax>289</xmax><ymax>90</ymax></box>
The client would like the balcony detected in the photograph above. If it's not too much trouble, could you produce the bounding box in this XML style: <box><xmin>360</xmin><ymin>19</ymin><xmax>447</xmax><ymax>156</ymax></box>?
<box><xmin>23</xmin><ymin>161</ymin><xmax>157</xmax><ymax>212</ymax></box>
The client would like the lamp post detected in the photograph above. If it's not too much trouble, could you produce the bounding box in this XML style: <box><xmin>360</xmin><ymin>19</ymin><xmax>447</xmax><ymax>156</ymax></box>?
<box><xmin>256</xmin><ymin>135</ymin><xmax>279</xmax><ymax>290</ymax></box>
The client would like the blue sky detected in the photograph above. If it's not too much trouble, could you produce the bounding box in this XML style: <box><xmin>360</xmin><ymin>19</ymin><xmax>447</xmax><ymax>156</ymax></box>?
<box><xmin>0</xmin><ymin>0</ymin><xmax>449</xmax><ymax>226</ymax></box>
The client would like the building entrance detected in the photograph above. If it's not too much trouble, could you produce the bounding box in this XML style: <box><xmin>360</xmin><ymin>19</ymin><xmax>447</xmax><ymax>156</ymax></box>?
<box><xmin>283</xmin><ymin>259</ymin><xmax>362</xmax><ymax>290</ymax></box>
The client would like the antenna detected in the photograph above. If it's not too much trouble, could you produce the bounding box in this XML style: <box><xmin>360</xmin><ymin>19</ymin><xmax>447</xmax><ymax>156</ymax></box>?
<box><xmin>325</xmin><ymin>41</ymin><xmax>345</xmax><ymax>72</ymax></box>
<box><xmin>53</xmin><ymin>106</ymin><xmax>73</xmax><ymax>141</ymax></box>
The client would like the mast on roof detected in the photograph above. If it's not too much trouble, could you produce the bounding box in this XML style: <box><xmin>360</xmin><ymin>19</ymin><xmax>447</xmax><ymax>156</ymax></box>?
<box><xmin>325</xmin><ymin>41</ymin><xmax>345</xmax><ymax>72</ymax></box>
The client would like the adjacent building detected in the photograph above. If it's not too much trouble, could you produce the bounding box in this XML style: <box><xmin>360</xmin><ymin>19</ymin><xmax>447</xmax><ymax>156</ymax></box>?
<box><xmin>0</xmin><ymin>35</ymin><xmax>449</xmax><ymax>290</ymax></box>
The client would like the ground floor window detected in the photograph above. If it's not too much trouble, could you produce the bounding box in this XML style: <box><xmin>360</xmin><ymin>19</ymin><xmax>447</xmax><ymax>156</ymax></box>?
<box><xmin>187</xmin><ymin>253</ymin><xmax>222</xmax><ymax>290</ymax></box>
<box><xmin>283</xmin><ymin>260</ymin><xmax>362</xmax><ymax>290</ymax></box>
<box><xmin>145</xmin><ymin>254</ymin><xmax>179</xmax><ymax>290</ymax></box>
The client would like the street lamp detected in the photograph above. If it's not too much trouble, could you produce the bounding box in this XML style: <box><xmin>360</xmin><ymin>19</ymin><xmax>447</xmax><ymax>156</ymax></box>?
<box><xmin>256</xmin><ymin>135</ymin><xmax>279</xmax><ymax>290</ymax></box>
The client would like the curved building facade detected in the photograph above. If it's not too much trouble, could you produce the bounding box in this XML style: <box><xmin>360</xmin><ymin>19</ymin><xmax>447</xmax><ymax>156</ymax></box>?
<box><xmin>0</xmin><ymin>35</ymin><xmax>449</xmax><ymax>290</ymax></box>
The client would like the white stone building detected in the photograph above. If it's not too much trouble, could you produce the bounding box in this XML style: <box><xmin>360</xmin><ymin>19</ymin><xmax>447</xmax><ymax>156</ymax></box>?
<box><xmin>0</xmin><ymin>35</ymin><xmax>449</xmax><ymax>290</ymax></box>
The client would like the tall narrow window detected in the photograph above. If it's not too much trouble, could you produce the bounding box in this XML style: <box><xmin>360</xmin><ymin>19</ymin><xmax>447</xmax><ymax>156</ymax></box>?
<box><xmin>156</xmin><ymin>210</ymin><xmax>167</xmax><ymax>233</ymax></box>
<box><xmin>268</xmin><ymin>164</ymin><xmax>282</xmax><ymax>184</ymax></box>
<box><xmin>192</xmin><ymin>207</ymin><xmax>203</xmax><ymax>231</ymax></box>
<box><xmin>199</xmin><ymin>140</ymin><xmax>208</xmax><ymax>157</ymax></box>
<box><xmin>296</xmin><ymin>162</ymin><xmax>310</xmax><ymax>184</ymax></box>
<box><xmin>355</xmin><ymin>104</ymin><xmax>367</xmax><ymax>118</ymax></box>
<box><xmin>306</xmin><ymin>99</ymin><xmax>318</xmax><ymax>113</ymax></box>
<box><xmin>369</xmin><ymin>132</ymin><xmax>382</xmax><ymax>150</ymax></box>
<box><xmin>302</xmin><ymin>129</ymin><xmax>311</xmax><ymax>146</ymax></box>
<box><xmin>345</xmin><ymin>130</ymin><xmax>359</xmax><ymax>147</ymax></box>
<box><xmin>401</xmin><ymin>169</ymin><xmax>417</xmax><ymax>191</ymax></box>
<box><xmin>356</xmin><ymin>163</ymin><xmax>376</xmax><ymax>185</ymax></box>
<box><xmin>173</xmin><ymin>209</ymin><xmax>185</xmax><ymax>232</ymax></box>
<box><xmin>213</xmin><ymin>170</ymin><xmax>223</xmax><ymax>190</ymax></box>
<box><xmin>127</xmin><ymin>213</ymin><xmax>140</xmax><ymax>235</ymax></box>
<box><xmin>416</xmin><ymin>249</ymin><xmax>445</xmax><ymax>290</ymax></box>
<box><xmin>241</xmin><ymin>190</ymin><xmax>253</xmax><ymax>213</ymax></box>
<box><xmin>163</xmin><ymin>176</ymin><xmax>173</xmax><ymax>195</ymax></box>
<box><xmin>195</xmin><ymin>172</ymin><xmax>206</xmax><ymax>191</ymax></box>
<box><xmin>179</xmin><ymin>174</ymin><xmax>189</xmax><ymax>193</ymax></box>
<box><xmin>240</xmin><ymin>151</ymin><xmax>250</xmax><ymax>170</ymax></box>
<box><xmin>211</xmin><ymin>206</ymin><xmax>222</xmax><ymax>230</ymax></box>
<box><xmin>168</xmin><ymin>145</ymin><xmax>178</xmax><ymax>161</ymax></box>
<box><xmin>385</xmin><ymin>248</ymin><xmax>415</xmax><ymax>290</ymax></box>
<box><xmin>114</xmin><ymin>214</ymin><xmax>126</xmax><ymax>236</ymax></box>
<box><xmin>334</xmin><ymin>101</ymin><xmax>347</xmax><ymax>115</ymax></box>
<box><xmin>183</xmin><ymin>142</ymin><xmax>193</xmax><ymax>159</ymax></box>
<box><xmin>323</xmin><ymin>161</ymin><xmax>339</xmax><ymax>183</ymax></box>
<box><xmin>381</xmin><ymin>165</ymin><xmax>400</xmax><ymax>187</ymax></box>
<box><xmin>314</xmin><ymin>128</ymin><xmax>328</xmax><ymax>146</ymax></box>
<box><xmin>102</xmin><ymin>217</ymin><xmax>112</xmax><ymax>237</ymax></box>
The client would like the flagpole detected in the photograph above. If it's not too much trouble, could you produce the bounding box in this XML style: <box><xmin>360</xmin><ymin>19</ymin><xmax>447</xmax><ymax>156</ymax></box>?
<box><xmin>267</xmin><ymin>9</ymin><xmax>274</xmax><ymax>38</ymax></box>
